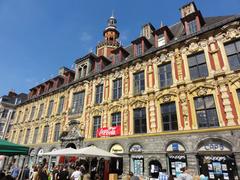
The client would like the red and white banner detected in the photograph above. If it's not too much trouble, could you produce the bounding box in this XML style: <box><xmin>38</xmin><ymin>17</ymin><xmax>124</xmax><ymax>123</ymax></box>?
<box><xmin>97</xmin><ymin>126</ymin><xmax>121</xmax><ymax>137</ymax></box>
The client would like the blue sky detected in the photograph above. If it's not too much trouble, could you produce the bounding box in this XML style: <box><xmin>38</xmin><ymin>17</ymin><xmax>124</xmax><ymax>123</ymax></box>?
<box><xmin>0</xmin><ymin>0</ymin><xmax>239</xmax><ymax>95</ymax></box>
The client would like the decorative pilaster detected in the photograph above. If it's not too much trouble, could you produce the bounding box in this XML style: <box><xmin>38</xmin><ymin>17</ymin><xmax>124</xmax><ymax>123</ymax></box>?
<box><xmin>174</xmin><ymin>49</ymin><xmax>185</xmax><ymax>82</ymax></box>
<box><xmin>102</xmin><ymin>105</ymin><xmax>108</xmax><ymax>128</ymax></box>
<box><xmin>123</xmin><ymin>68</ymin><xmax>130</xmax><ymax>97</ymax></box>
<box><xmin>147</xmin><ymin>60</ymin><xmax>155</xmax><ymax>91</ymax></box>
<box><xmin>123</xmin><ymin>100</ymin><xmax>129</xmax><ymax>135</ymax></box>
<box><xmin>148</xmin><ymin>93</ymin><xmax>157</xmax><ymax>133</ymax></box>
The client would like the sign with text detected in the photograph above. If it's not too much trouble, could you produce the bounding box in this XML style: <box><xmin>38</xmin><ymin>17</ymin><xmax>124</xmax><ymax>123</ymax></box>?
<box><xmin>97</xmin><ymin>126</ymin><xmax>121</xmax><ymax>137</ymax></box>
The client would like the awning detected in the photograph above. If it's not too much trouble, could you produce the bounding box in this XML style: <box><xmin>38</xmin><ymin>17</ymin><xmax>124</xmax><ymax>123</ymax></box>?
<box><xmin>0</xmin><ymin>139</ymin><xmax>29</xmax><ymax>156</ymax></box>
<box><xmin>41</xmin><ymin>148</ymin><xmax>77</xmax><ymax>156</ymax></box>
<box><xmin>69</xmin><ymin>146</ymin><xmax>121</xmax><ymax>158</ymax></box>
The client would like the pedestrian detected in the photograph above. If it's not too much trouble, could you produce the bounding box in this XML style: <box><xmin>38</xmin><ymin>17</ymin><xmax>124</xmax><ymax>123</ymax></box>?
<box><xmin>38</xmin><ymin>166</ymin><xmax>48</xmax><ymax>180</ymax></box>
<box><xmin>129</xmin><ymin>172</ymin><xmax>140</xmax><ymax>180</ymax></box>
<box><xmin>199</xmin><ymin>172</ymin><xmax>208</xmax><ymax>180</ymax></box>
<box><xmin>177</xmin><ymin>167</ymin><xmax>193</xmax><ymax>180</ymax></box>
<box><xmin>158</xmin><ymin>169</ymin><xmax>168</xmax><ymax>180</ymax></box>
<box><xmin>22</xmin><ymin>164</ymin><xmax>30</xmax><ymax>180</ymax></box>
<box><xmin>70</xmin><ymin>166</ymin><xmax>82</xmax><ymax>180</ymax></box>
<box><xmin>168</xmin><ymin>175</ymin><xmax>174</xmax><ymax>180</ymax></box>
<box><xmin>52</xmin><ymin>165</ymin><xmax>59</xmax><ymax>180</ymax></box>
<box><xmin>30</xmin><ymin>166</ymin><xmax>38</xmax><ymax>180</ymax></box>
<box><xmin>10</xmin><ymin>164</ymin><xmax>20</xmax><ymax>179</ymax></box>
<box><xmin>57</xmin><ymin>165</ymin><xmax>69</xmax><ymax>180</ymax></box>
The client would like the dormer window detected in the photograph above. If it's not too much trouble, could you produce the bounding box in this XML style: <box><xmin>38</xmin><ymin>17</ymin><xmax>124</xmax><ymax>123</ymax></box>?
<box><xmin>136</xmin><ymin>43</ymin><xmax>142</xmax><ymax>56</ymax></box>
<box><xmin>95</xmin><ymin>61</ymin><xmax>101</xmax><ymax>72</ymax></box>
<box><xmin>157</xmin><ymin>34</ymin><xmax>165</xmax><ymax>47</ymax></box>
<box><xmin>188</xmin><ymin>19</ymin><xmax>197</xmax><ymax>34</ymax></box>
<box><xmin>115</xmin><ymin>53</ymin><xmax>120</xmax><ymax>64</ymax></box>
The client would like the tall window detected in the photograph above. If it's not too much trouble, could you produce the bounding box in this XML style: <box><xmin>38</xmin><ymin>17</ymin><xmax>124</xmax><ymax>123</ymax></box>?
<box><xmin>134</xmin><ymin>108</ymin><xmax>147</xmax><ymax>134</ymax></box>
<box><xmin>237</xmin><ymin>89</ymin><xmax>240</xmax><ymax>102</ymax></box>
<box><xmin>57</xmin><ymin>96</ymin><xmax>65</xmax><ymax>114</ymax></box>
<box><xmin>188</xmin><ymin>52</ymin><xmax>208</xmax><ymax>80</ymax></box>
<box><xmin>224</xmin><ymin>40</ymin><xmax>240</xmax><ymax>70</ymax></box>
<box><xmin>194</xmin><ymin>95</ymin><xmax>219</xmax><ymax>128</ymax></box>
<box><xmin>95</xmin><ymin>62</ymin><xmax>101</xmax><ymax>72</ymax></box>
<box><xmin>54</xmin><ymin>123</ymin><xmax>61</xmax><ymax>142</ymax></box>
<box><xmin>42</xmin><ymin>125</ymin><xmax>49</xmax><ymax>143</ymax></box>
<box><xmin>32</xmin><ymin>127</ymin><xmax>39</xmax><ymax>144</ymax></box>
<box><xmin>1</xmin><ymin>109</ymin><xmax>9</xmax><ymax>118</ymax></box>
<box><xmin>93</xmin><ymin>116</ymin><xmax>101</xmax><ymax>137</ymax></box>
<box><xmin>158</xmin><ymin>34</ymin><xmax>165</xmax><ymax>47</ymax></box>
<box><xmin>71</xmin><ymin>92</ymin><xmax>85</xmax><ymax>114</ymax></box>
<box><xmin>188</xmin><ymin>19</ymin><xmax>197</xmax><ymax>34</ymax></box>
<box><xmin>0</xmin><ymin>123</ymin><xmax>4</xmax><ymax>131</ymax></box>
<box><xmin>134</xmin><ymin>71</ymin><xmax>145</xmax><ymax>94</ymax></box>
<box><xmin>112</xmin><ymin>112</ymin><xmax>121</xmax><ymax>127</ymax></box>
<box><xmin>23</xmin><ymin>109</ymin><xmax>29</xmax><ymax>121</ymax></box>
<box><xmin>115</xmin><ymin>53</ymin><xmax>120</xmax><ymax>64</ymax></box>
<box><xmin>24</xmin><ymin>129</ymin><xmax>30</xmax><ymax>144</ymax></box>
<box><xmin>113</xmin><ymin>79</ymin><xmax>122</xmax><ymax>100</ymax></box>
<box><xmin>37</xmin><ymin>104</ymin><xmax>44</xmax><ymax>119</ymax></box>
<box><xmin>17</xmin><ymin>130</ymin><xmax>23</xmax><ymax>144</ymax></box>
<box><xmin>158</xmin><ymin>63</ymin><xmax>173</xmax><ymax>88</ymax></box>
<box><xmin>47</xmin><ymin>100</ymin><xmax>54</xmax><ymax>117</ymax></box>
<box><xmin>161</xmin><ymin>102</ymin><xmax>178</xmax><ymax>131</ymax></box>
<box><xmin>17</xmin><ymin>111</ymin><xmax>22</xmax><ymax>122</ymax></box>
<box><xmin>136</xmin><ymin>43</ymin><xmax>142</xmax><ymax>56</ymax></box>
<box><xmin>95</xmin><ymin>85</ymin><xmax>103</xmax><ymax>104</ymax></box>
<box><xmin>29</xmin><ymin>106</ymin><xmax>36</xmax><ymax>121</ymax></box>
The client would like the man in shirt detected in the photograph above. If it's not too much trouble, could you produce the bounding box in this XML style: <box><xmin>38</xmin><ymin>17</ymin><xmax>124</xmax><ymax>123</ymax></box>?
<box><xmin>177</xmin><ymin>167</ymin><xmax>193</xmax><ymax>180</ymax></box>
<box><xmin>71</xmin><ymin>166</ymin><xmax>82</xmax><ymax>180</ymax></box>
<box><xmin>57</xmin><ymin>165</ymin><xmax>69</xmax><ymax>180</ymax></box>
<box><xmin>129</xmin><ymin>172</ymin><xmax>140</xmax><ymax>180</ymax></box>
<box><xmin>158</xmin><ymin>169</ymin><xmax>168</xmax><ymax>180</ymax></box>
<box><xmin>10</xmin><ymin>164</ymin><xmax>19</xmax><ymax>179</ymax></box>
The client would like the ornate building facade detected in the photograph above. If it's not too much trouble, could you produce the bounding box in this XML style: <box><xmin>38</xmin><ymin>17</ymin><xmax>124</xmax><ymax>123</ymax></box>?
<box><xmin>9</xmin><ymin>2</ymin><xmax>240</xmax><ymax>179</ymax></box>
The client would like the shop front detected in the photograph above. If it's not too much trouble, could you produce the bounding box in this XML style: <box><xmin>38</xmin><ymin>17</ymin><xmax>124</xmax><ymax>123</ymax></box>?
<box><xmin>148</xmin><ymin>160</ymin><xmax>162</xmax><ymax>179</ymax></box>
<box><xmin>129</xmin><ymin>144</ymin><xmax>144</xmax><ymax>176</ymax></box>
<box><xmin>109</xmin><ymin>144</ymin><xmax>123</xmax><ymax>175</ymax></box>
<box><xmin>166</xmin><ymin>142</ymin><xmax>187</xmax><ymax>177</ymax></box>
<box><xmin>197</xmin><ymin>138</ymin><xmax>238</xmax><ymax>180</ymax></box>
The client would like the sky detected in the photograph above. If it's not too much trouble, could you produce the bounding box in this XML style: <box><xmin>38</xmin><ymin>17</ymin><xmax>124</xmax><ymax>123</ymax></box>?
<box><xmin>0</xmin><ymin>0</ymin><xmax>239</xmax><ymax>96</ymax></box>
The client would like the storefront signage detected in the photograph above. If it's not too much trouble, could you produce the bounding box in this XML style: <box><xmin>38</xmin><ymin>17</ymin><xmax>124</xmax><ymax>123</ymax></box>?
<box><xmin>199</xmin><ymin>143</ymin><xmax>231</xmax><ymax>152</ymax></box>
<box><xmin>204</xmin><ymin>155</ymin><xmax>226</xmax><ymax>161</ymax></box>
<box><xmin>168</xmin><ymin>155</ymin><xmax>186</xmax><ymax>160</ymax></box>
<box><xmin>110</xmin><ymin>144</ymin><xmax>124</xmax><ymax>154</ymax></box>
<box><xmin>96</xmin><ymin>126</ymin><xmax>121</xmax><ymax>137</ymax></box>
<box><xmin>130</xmin><ymin>144</ymin><xmax>143</xmax><ymax>153</ymax></box>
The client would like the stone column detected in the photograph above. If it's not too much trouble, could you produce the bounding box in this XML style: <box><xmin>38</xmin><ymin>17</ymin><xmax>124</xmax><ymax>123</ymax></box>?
<box><xmin>234</xmin><ymin>152</ymin><xmax>240</xmax><ymax>177</ymax></box>
<box><xmin>122</xmin><ymin>154</ymin><xmax>130</xmax><ymax>175</ymax></box>
<box><xmin>186</xmin><ymin>153</ymin><xmax>199</xmax><ymax>175</ymax></box>
<box><xmin>148</xmin><ymin>93</ymin><xmax>157</xmax><ymax>133</ymax></box>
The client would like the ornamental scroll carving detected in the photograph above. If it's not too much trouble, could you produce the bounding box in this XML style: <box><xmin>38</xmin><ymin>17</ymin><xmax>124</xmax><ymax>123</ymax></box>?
<box><xmin>174</xmin><ymin>49</ymin><xmax>184</xmax><ymax>81</ymax></box>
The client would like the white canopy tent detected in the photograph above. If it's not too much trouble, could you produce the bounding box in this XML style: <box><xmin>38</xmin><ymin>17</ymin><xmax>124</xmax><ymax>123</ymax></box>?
<box><xmin>68</xmin><ymin>146</ymin><xmax>120</xmax><ymax>158</ymax></box>
<box><xmin>41</xmin><ymin>147</ymin><xmax>78</xmax><ymax>156</ymax></box>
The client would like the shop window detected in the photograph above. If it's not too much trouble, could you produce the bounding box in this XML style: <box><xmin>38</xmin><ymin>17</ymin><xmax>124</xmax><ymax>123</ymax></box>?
<box><xmin>95</xmin><ymin>84</ymin><xmax>103</xmax><ymax>104</ymax></box>
<box><xmin>188</xmin><ymin>52</ymin><xmax>208</xmax><ymax>80</ymax></box>
<box><xmin>92</xmin><ymin>116</ymin><xmax>101</xmax><ymax>138</ymax></box>
<box><xmin>23</xmin><ymin>108</ymin><xmax>29</xmax><ymax>121</ymax></box>
<box><xmin>166</xmin><ymin>142</ymin><xmax>187</xmax><ymax>177</ymax></box>
<box><xmin>133</xmin><ymin>108</ymin><xmax>147</xmax><ymax>134</ymax></box>
<box><xmin>71</xmin><ymin>91</ymin><xmax>85</xmax><ymax>114</ymax></box>
<box><xmin>158</xmin><ymin>63</ymin><xmax>172</xmax><ymax>88</ymax></box>
<box><xmin>161</xmin><ymin>102</ymin><xmax>178</xmax><ymax>131</ymax></box>
<box><xmin>194</xmin><ymin>95</ymin><xmax>219</xmax><ymax>128</ymax></box>
<box><xmin>224</xmin><ymin>39</ymin><xmax>240</xmax><ymax>71</ymax></box>
<box><xmin>129</xmin><ymin>144</ymin><xmax>144</xmax><ymax>176</ymax></box>
<box><xmin>149</xmin><ymin>160</ymin><xmax>162</xmax><ymax>178</ymax></box>
<box><xmin>113</xmin><ymin>79</ymin><xmax>122</xmax><ymax>100</ymax></box>
<box><xmin>134</xmin><ymin>71</ymin><xmax>145</xmax><ymax>95</ymax></box>
<box><xmin>1</xmin><ymin>109</ymin><xmax>9</xmax><ymax>118</ymax></box>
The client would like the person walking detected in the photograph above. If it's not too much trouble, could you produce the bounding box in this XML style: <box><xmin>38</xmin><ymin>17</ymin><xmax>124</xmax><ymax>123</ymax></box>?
<box><xmin>22</xmin><ymin>164</ymin><xmax>30</xmax><ymax>180</ymax></box>
<box><xmin>10</xmin><ymin>164</ymin><xmax>20</xmax><ymax>180</ymax></box>
<box><xmin>158</xmin><ymin>169</ymin><xmax>168</xmax><ymax>180</ymax></box>
<box><xmin>177</xmin><ymin>167</ymin><xmax>193</xmax><ymax>180</ymax></box>
<box><xmin>129</xmin><ymin>172</ymin><xmax>140</xmax><ymax>180</ymax></box>
<box><xmin>57</xmin><ymin>165</ymin><xmax>69</xmax><ymax>180</ymax></box>
<box><xmin>70</xmin><ymin>166</ymin><xmax>82</xmax><ymax>180</ymax></box>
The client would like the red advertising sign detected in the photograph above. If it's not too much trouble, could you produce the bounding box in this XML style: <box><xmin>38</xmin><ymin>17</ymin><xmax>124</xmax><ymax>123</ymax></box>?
<box><xmin>96</xmin><ymin>126</ymin><xmax>121</xmax><ymax>137</ymax></box>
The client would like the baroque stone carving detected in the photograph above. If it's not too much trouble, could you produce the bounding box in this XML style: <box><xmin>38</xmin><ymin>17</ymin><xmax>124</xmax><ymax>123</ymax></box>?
<box><xmin>197</xmin><ymin>87</ymin><xmax>208</xmax><ymax>96</ymax></box>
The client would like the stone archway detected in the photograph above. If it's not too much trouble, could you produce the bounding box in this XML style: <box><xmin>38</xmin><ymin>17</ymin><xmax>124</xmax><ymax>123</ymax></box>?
<box><xmin>66</xmin><ymin>143</ymin><xmax>77</xmax><ymax>149</ymax></box>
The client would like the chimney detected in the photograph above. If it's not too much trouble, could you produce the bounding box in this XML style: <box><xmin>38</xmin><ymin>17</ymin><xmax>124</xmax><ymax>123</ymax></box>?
<box><xmin>142</xmin><ymin>23</ymin><xmax>155</xmax><ymax>39</ymax></box>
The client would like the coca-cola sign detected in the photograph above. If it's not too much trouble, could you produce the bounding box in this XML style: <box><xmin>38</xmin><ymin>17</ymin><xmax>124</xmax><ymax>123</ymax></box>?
<box><xmin>97</xmin><ymin>126</ymin><xmax>121</xmax><ymax>137</ymax></box>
